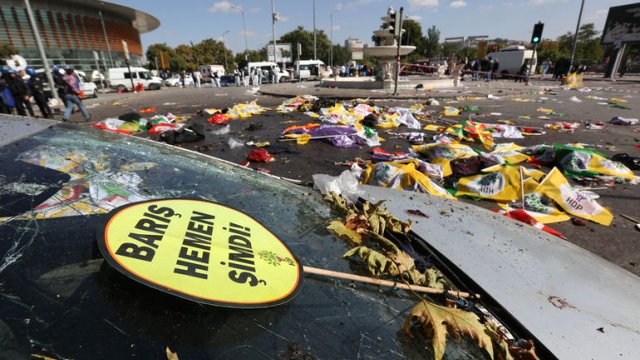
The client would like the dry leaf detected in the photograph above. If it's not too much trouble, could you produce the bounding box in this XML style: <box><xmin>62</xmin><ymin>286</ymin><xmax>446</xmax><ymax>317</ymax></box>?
<box><xmin>425</xmin><ymin>268</ymin><xmax>449</xmax><ymax>291</ymax></box>
<box><xmin>327</xmin><ymin>220</ymin><xmax>363</xmax><ymax>245</ymax></box>
<box><xmin>344</xmin><ymin>213</ymin><xmax>369</xmax><ymax>235</ymax></box>
<box><xmin>343</xmin><ymin>246</ymin><xmax>399</xmax><ymax>276</ymax></box>
<box><xmin>508</xmin><ymin>340</ymin><xmax>540</xmax><ymax>360</ymax></box>
<box><xmin>404</xmin><ymin>300</ymin><xmax>494</xmax><ymax>360</ymax></box>
<box><xmin>166</xmin><ymin>346</ymin><xmax>179</xmax><ymax>360</ymax></box>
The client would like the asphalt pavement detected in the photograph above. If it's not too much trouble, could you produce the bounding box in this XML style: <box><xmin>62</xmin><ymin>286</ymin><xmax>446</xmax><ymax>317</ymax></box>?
<box><xmin>57</xmin><ymin>79</ymin><xmax>640</xmax><ymax>277</ymax></box>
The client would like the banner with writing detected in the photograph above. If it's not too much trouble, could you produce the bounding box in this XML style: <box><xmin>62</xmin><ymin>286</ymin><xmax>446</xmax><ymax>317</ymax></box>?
<box><xmin>98</xmin><ymin>199</ymin><xmax>302</xmax><ymax>308</ymax></box>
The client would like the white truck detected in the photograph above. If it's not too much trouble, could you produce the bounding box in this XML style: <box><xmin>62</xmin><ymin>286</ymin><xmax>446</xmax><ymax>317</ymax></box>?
<box><xmin>107</xmin><ymin>67</ymin><xmax>163</xmax><ymax>91</ymax></box>
<box><xmin>247</xmin><ymin>62</ymin><xmax>290</xmax><ymax>83</ymax></box>
<box><xmin>487</xmin><ymin>45</ymin><xmax>537</xmax><ymax>77</ymax></box>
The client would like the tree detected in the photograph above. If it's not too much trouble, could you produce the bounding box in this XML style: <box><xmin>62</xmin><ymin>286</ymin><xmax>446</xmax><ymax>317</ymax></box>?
<box><xmin>0</xmin><ymin>44</ymin><xmax>18</xmax><ymax>59</ymax></box>
<box><xmin>424</xmin><ymin>26</ymin><xmax>440</xmax><ymax>58</ymax></box>
<box><xmin>193</xmin><ymin>39</ymin><xmax>235</xmax><ymax>72</ymax></box>
<box><xmin>146</xmin><ymin>43</ymin><xmax>188</xmax><ymax>72</ymax></box>
<box><xmin>401</xmin><ymin>19</ymin><xmax>426</xmax><ymax>62</ymax></box>
<box><xmin>555</xmin><ymin>23</ymin><xmax>603</xmax><ymax>65</ymax></box>
<box><xmin>331</xmin><ymin>44</ymin><xmax>351</xmax><ymax>67</ymax></box>
<box><xmin>440</xmin><ymin>42</ymin><xmax>463</xmax><ymax>59</ymax></box>
<box><xmin>235</xmin><ymin>48</ymin><xmax>267</xmax><ymax>69</ymax></box>
<box><xmin>279</xmin><ymin>26</ymin><xmax>331</xmax><ymax>63</ymax></box>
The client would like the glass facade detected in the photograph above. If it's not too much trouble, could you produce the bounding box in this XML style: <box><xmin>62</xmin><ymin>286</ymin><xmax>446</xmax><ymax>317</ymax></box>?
<box><xmin>0</xmin><ymin>0</ymin><xmax>150</xmax><ymax>73</ymax></box>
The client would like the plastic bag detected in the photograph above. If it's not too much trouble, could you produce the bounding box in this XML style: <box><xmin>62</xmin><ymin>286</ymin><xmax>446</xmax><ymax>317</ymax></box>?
<box><xmin>313</xmin><ymin>170</ymin><xmax>364</xmax><ymax>203</ymax></box>
<box><xmin>227</xmin><ymin>137</ymin><xmax>244</xmax><ymax>149</ymax></box>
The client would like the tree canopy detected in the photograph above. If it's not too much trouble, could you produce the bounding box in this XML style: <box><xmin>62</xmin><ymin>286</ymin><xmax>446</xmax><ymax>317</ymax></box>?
<box><xmin>279</xmin><ymin>26</ymin><xmax>331</xmax><ymax>63</ymax></box>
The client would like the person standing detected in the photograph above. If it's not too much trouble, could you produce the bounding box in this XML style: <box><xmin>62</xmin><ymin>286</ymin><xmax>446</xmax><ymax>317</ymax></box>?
<box><xmin>25</xmin><ymin>67</ymin><xmax>51</xmax><ymax>118</ymax></box>
<box><xmin>193</xmin><ymin>70</ymin><xmax>202</xmax><ymax>87</ymax></box>
<box><xmin>242</xmin><ymin>67</ymin><xmax>249</xmax><ymax>86</ymax></box>
<box><xmin>213</xmin><ymin>71</ymin><xmax>221</xmax><ymax>87</ymax></box>
<box><xmin>6</xmin><ymin>69</ymin><xmax>33</xmax><ymax>116</ymax></box>
<box><xmin>491</xmin><ymin>58</ymin><xmax>500</xmax><ymax>80</ymax></box>
<box><xmin>62</xmin><ymin>68</ymin><xmax>90</xmax><ymax>122</ymax></box>
<box><xmin>0</xmin><ymin>68</ymin><xmax>14</xmax><ymax>114</ymax></box>
<box><xmin>515</xmin><ymin>60</ymin><xmax>528</xmax><ymax>83</ymax></box>
<box><xmin>619</xmin><ymin>57</ymin><xmax>631</xmax><ymax>78</ymax></box>
<box><xmin>234</xmin><ymin>68</ymin><xmax>241</xmax><ymax>86</ymax></box>
<box><xmin>542</xmin><ymin>59</ymin><xmax>551</xmax><ymax>78</ymax></box>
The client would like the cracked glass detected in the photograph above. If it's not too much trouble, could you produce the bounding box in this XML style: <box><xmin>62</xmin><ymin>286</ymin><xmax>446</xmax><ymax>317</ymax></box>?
<box><xmin>0</xmin><ymin>123</ymin><xmax>486</xmax><ymax>359</ymax></box>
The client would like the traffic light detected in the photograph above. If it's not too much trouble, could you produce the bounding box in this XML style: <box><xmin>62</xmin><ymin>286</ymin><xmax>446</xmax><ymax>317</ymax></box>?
<box><xmin>388</xmin><ymin>7</ymin><xmax>403</xmax><ymax>37</ymax></box>
<box><xmin>388</xmin><ymin>11</ymin><xmax>396</xmax><ymax>35</ymax></box>
<box><xmin>531</xmin><ymin>22</ymin><xmax>544</xmax><ymax>44</ymax></box>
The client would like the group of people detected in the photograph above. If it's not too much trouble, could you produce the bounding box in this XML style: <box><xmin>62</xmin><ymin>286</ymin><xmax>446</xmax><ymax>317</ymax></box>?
<box><xmin>335</xmin><ymin>64</ymin><xmax>370</xmax><ymax>77</ymax></box>
<box><xmin>0</xmin><ymin>65</ymin><xmax>90</xmax><ymax>122</ymax></box>
<box><xmin>466</xmin><ymin>57</ymin><xmax>501</xmax><ymax>81</ymax></box>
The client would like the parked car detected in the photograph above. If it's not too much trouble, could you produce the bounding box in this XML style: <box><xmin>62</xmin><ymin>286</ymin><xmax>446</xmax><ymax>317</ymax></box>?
<box><xmin>1</xmin><ymin>116</ymin><xmax>639</xmax><ymax>359</ymax></box>
<box><xmin>108</xmin><ymin>67</ymin><xmax>163</xmax><ymax>91</ymax></box>
<box><xmin>35</xmin><ymin>68</ymin><xmax>97</xmax><ymax>99</ymax></box>
<box><xmin>164</xmin><ymin>75</ymin><xmax>194</xmax><ymax>87</ymax></box>
<box><xmin>75</xmin><ymin>71</ymin><xmax>98</xmax><ymax>98</ymax></box>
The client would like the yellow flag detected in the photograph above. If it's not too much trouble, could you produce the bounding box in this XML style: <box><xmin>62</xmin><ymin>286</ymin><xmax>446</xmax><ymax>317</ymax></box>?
<box><xmin>456</xmin><ymin>165</ymin><xmax>521</xmax><ymax>202</ymax></box>
<box><xmin>537</xmin><ymin>168</ymin><xmax>613</xmax><ymax>226</ymax></box>
<box><xmin>296</xmin><ymin>134</ymin><xmax>312</xmax><ymax>145</ymax></box>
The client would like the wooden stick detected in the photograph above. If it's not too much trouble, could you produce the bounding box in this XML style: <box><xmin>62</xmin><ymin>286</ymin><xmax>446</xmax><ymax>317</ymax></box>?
<box><xmin>303</xmin><ymin>265</ymin><xmax>477</xmax><ymax>299</ymax></box>
<box><xmin>278</xmin><ymin>134</ymin><xmax>348</xmax><ymax>142</ymax></box>
<box><xmin>620</xmin><ymin>214</ymin><xmax>640</xmax><ymax>224</ymax></box>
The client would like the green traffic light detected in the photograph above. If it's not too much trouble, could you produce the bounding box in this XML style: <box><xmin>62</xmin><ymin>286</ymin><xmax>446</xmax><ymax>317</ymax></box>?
<box><xmin>533</xmin><ymin>37</ymin><xmax>540</xmax><ymax>43</ymax></box>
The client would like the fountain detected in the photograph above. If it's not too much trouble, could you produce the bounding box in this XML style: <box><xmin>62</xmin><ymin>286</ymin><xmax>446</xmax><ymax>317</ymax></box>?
<box><xmin>366</xmin><ymin>7</ymin><xmax>416</xmax><ymax>85</ymax></box>
<box><xmin>321</xmin><ymin>7</ymin><xmax>456</xmax><ymax>91</ymax></box>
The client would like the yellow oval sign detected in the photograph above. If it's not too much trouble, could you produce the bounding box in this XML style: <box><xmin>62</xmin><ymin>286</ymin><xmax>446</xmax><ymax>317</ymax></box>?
<box><xmin>98</xmin><ymin>199</ymin><xmax>302</xmax><ymax>308</ymax></box>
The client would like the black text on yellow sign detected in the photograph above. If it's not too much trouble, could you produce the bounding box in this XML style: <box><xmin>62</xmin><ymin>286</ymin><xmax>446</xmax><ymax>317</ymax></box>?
<box><xmin>98</xmin><ymin>199</ymin><xmax>302</xmax><ymax>308</ymax></box>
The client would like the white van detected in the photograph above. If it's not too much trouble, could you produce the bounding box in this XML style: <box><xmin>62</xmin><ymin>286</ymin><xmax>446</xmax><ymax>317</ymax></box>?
<box><xmin>294</xmin><ymin>60</ymin><xmax>325</xmax><ymax>80</ymax></box>
<box><xmin>247</xmin><ymin>62</ymin><xmax>290</xmax><ymax>83</ymax></box>
<box><xmin>199</xmin><ymin>64</ymin><xmax>225</xmax><ymax>82</ymax></box>
<box><xmin>487</xmin><ymin>45</ymin><xmax>537</xmax><ymax>76</ymax></box>
<box><xmin>108</xmin><ymin>67</ymin><xmax>163</xmax><ymax>91</ymax></box>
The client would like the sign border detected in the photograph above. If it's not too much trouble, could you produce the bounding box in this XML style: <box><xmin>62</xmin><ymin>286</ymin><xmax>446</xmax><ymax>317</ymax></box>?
<box><xmin>97</xmin><ymin>198</ymin><xmax>303</xmax><ymax>308</ymax></box>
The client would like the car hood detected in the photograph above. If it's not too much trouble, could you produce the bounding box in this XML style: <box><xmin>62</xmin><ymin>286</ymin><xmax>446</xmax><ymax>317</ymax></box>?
<box><xmin>1</xmin><ymin>116</ymin><xmax>639</xmax><ymax>359</ymax></box>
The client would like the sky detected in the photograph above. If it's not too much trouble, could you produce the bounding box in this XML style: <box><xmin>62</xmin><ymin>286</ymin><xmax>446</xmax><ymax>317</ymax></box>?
<box><xmin>111</xmin><ymin>0</ymin><xmax>626</xmax><ymax>56</ymax></box>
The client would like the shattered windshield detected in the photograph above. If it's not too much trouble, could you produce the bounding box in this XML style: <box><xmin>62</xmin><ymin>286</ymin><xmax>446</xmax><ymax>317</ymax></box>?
<box><xmin>0</xmin><ymin>124</ymin><xmax>488</xmax><ymax>359</ymax></box>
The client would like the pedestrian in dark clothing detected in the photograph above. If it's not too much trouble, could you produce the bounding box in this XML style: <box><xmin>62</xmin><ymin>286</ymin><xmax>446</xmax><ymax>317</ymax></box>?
<box><xmin>480</xmin><ymin>57</ymin><xmax>491</xmax><ymax>81</ymax></box>
<box><xmin>0</xmin><ymin>67</ymin><xmax>14</xmax><ymax>114</ymax></box>
<box><xmin>492</xmin><ymin>59</ymin><xmax>500</xmax><ymax>80</ymax></box>
<box><xmin>619</xmin><ymin>58</ymin><xmax>631</xmax><ymax>78</ymax></box>
<box><xmin>515</xmin><ymin>61</ymin><xmax>528</xmax><ymax>83</ymax></box>
<box><xmin>25</xmin><ymin>67</ymin><xmax>52</xmax><ymax>118</ymax></box>
<box><xmin>62</xmin><ymin>68</ymin><xmax>90</xmax><ymax>122</ymax></box>
<box><xmin>6</xmin><ymin>70</ymin><xmax>32</xmax><ymax>116</ymax></box>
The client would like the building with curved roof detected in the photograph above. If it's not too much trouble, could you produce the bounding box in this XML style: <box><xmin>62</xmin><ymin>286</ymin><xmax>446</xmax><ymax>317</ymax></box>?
<box><xmin>0</xmin><ymin>0</ymin><xmax>159</xmax><ymax>71</ymax></box>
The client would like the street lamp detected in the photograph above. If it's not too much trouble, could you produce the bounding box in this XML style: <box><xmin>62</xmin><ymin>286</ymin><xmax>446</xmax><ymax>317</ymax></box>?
<box><xmin>98</xmin><ymin>2</ymin><xmax>114</xmax><ymax>68</ymax></box>
<box><xmin>569</xmin><ymin>0</ymin><xmax>585</xmax><ymax>73</ymax></box>
<box><xmin>330</xmin><ymin>10</ymin><xmax>337</xmax><ymax>67</ymax></box>
<box><xmin>221</xmin><ymin>30</ymin><xmax>229</xmax><ymax>70</ymax></box>
<box><xmin>230</xmin><ymin>5</ymin><xmax>249</xmax><ymax>60</ymax></box>
<box><xmin>313</xmin><ymin>0</ymin><xmax>317</xmax><ymax>60</ymax></box>
<box><xmin>23</xmin><ymin>0</ymin><xmax>59</xmax><ymax>103</ymax></box>
<box><xmin>271</xmin><ymin>0</ymin><xmax>278</xmax><ymax>63</ymax></box>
